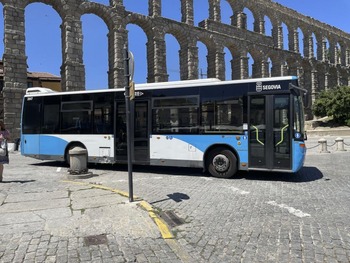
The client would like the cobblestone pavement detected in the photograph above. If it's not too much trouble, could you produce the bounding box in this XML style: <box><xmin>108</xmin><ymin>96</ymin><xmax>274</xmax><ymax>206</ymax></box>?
<box><xmin>1</xmin><ymin>136</ymin><xmax>350</xmax><ymax>262</ymax></box>
<box><xmin>0</xmin><ymin>154</ymin><xmax>182</xmax><ymax>263</ymax></box>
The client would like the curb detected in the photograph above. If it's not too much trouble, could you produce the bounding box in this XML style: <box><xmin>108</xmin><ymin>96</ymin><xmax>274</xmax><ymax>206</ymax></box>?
<box><xmin>306</xmin><ymin>129</ymin><xmax>350</xmax><ymax>137</ymax></box>
<box><xmin>62</xmin><ymin>180</ymin><xmax>173</xmax><ymax>239</ymax></box>
<box><xmin>138</xmin><ymin>201</ymin><xmax>174</xmax><ymax>239</ymax></box>
<box><xmin>60</xmin><ymin>180</ymin><xmax>197</xmax><ymax>262</ymax></box>
<box><xmin>62</xmin><ymin>180</ymin><xmax>140</xmax><ymax>200</ymax></box>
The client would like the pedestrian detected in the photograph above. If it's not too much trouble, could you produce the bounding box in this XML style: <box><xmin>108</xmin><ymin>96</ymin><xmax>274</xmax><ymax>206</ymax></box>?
<box><xmin>0</xmin><ymin>120</ymin><xmax>11</xmax><ymax>182</ymax></box>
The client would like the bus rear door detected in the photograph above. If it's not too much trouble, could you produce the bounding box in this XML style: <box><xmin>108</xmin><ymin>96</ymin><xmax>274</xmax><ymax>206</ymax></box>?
<box><xmin>115</xmin><ymin>100</ymin><xmax>150</xmax><ymax>164</ymax></box>
<box><xmin>248</xmin><ymin>94</ymin><xmax>292</xmax><ymax>171</ymax></box>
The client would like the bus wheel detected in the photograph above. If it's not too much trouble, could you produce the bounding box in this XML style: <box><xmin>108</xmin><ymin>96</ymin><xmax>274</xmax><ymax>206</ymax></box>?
<box><xmin>207</xmin><ymin>148</ymin><xmax>237</xmax><ymax>178</ymax></box>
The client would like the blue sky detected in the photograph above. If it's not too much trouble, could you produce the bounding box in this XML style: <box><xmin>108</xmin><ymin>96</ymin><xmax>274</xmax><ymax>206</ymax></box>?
<box><xmin>0</xmin><ymin>0</ymin><xmax>349</xmax><ymax>89</ymax></box>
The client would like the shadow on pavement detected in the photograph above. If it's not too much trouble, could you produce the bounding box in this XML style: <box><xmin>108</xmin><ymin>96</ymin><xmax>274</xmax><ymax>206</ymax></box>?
<box><xmin>29</xmin><ymin>160</ymin><xmax>204</xmax><ymax>176</ymax></box>
<box><xmin>27</xmin><ymin>161</ymin><xmax>323</xmax><ymax>183</ymax></box>
<box><xmin>235</xmin><ymin>166</ymin><xmax>323</xmax><ymax>183</ymax></box>
<box><xmin>0</xmin><ymin>180</ymin><xmax>36</xmax><ymax>184</ymax></box>
<box><xmin>150</xmin><ymin>192</ymin><xmax>191</xmax><ymax>205</ymax></box>
<box><xmin>30</xmin><ymin>161</ymin><xmax>67</xmax><ymax>168</ymax></box>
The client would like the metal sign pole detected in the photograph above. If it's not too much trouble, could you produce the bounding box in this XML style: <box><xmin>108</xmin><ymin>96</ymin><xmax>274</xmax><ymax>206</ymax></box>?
<box><xmin>123</xmin><ymin>45</ymin><xmax>134</xmax><ymax>202</ymax></box>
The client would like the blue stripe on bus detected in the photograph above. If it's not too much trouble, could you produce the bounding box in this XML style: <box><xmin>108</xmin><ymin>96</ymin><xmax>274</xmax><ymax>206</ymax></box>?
<box><xmin>40</xmin><ymin>135</ymin><xmax>68</xmax><ymax>155</ymax></box>
<box><xmin>292</xmin><ymin>140</ymin><xmax>306</xmax><ymax>172</ymax></box>
<box><xmin>21</xmin><ymin>134</ymin><xmax>40</xmax><ymax>154</ymax></box>
<box><xmin>21</xmin><ymin>134</ymin><xmax>68</xmax><ymax>156</ymax></box>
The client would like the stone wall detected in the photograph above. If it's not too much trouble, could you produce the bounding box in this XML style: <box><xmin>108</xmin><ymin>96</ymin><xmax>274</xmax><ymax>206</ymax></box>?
<box><xmin>0</xmin><ymin>0</ymin><xmax>350</xmax><ymax>138</ymax></box>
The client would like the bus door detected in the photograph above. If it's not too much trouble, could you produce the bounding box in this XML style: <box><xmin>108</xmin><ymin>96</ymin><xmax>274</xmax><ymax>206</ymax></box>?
<box><xmin>115</xmin><ymin>100</ymin><xmax>150</xmax><ymax>164</ymax></box>
<box><xmin>248</xmin><ymin>94</ymin><xmax>291</xmax><ymax>171</ymax></box>
<box><xmin>133</xmin><ymin>100</ymin><xmax>150</xmax><ymax>163</ymax></box>
<box><xmin>21</xmin><ymin>96</ymin><xmax>42</xmax><ymax>156</ymax></box>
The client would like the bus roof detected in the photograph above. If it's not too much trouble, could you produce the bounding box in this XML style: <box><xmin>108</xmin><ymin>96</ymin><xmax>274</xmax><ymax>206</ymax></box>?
<box><xmin>26</xmin><ymin>87</ymin><xmax>57</xmax><ymax>95</ymax></box>
<box><xmin>24</xmin><ymin>76</ymin><xmax>298</xmax><ymax>97</ymax></box>
<box><xmin>135</xmin><ymin>76</ymin><xmax>297</xmax><ymax>90</ymax></box>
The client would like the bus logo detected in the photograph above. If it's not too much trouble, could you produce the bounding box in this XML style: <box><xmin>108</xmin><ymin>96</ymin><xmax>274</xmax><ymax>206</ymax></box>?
<box><xmin>256</xmin><ymin>82</ymin><xmax>263</xmax><ymax>92</ymax></box>
<box><xmin>256</xmin><ymin>82</ymin><xmax>282</xmax><ymax>92</ymax></box>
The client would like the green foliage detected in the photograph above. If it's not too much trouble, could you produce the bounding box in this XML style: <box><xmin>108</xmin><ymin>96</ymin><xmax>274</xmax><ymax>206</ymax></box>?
<box><xmin>312</xmin><ymin>86</ymin><xmax>350</xmax><ymax>126</ymax></box>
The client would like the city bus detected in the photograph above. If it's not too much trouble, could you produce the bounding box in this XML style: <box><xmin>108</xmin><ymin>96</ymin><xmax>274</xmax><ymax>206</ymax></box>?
<box><xmin>20</xmin><ymin>76</ymin><xmax>307</xmax><ymax>178</ymax></box>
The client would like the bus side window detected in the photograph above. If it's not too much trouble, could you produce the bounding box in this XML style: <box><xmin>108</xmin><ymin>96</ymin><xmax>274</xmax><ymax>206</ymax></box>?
<box><xmin>94</xmin><ymin>100</ymin><xmax>113</xmax><ymax>134</ymax></box>
<box><xmin>152</xmin><ymin>96</ymin><xmax>199</xmax><ymax>134</ymax></box>
<box><xmin>170</xmin><ymin>109</ymin><xmax>179</xmax><ymax>132</ymax></box>
<box><xmin>42</xmin><ymin>100</ymin><xmax>60</xmax><ymax>134</ymax></box>
<box><xmin>22</xmin><ymin>97</ymin><xmax>42</xmax><ymax>134</ymax></box>
<box><xmin>201</xmin><ymin>98</ymin><xmax>244</xmax><ymax>134</ymax></box>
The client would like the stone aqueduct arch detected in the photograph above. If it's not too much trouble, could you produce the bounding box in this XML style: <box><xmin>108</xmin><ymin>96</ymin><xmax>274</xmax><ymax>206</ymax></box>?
<box><xmin>1</xmin><ymin>0</ymin><xmax>350</xmax><ymax>138</ymax></box>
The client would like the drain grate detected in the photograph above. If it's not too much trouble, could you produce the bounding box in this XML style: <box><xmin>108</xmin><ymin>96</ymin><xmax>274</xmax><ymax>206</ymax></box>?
<box><xmin>159</xmin><ymin>210</ymin><xmax>184</xmax><ymax>228</ymax></box>
<box><xmin>83</xmin><ymin>234</ymin><xmax>108</xmax><ymax>246</ymax></box>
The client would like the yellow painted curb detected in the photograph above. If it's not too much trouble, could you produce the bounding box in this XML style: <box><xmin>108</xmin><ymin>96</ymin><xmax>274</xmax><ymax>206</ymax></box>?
<box><xmin>139</xmin><ymin>201</ymin><xmax>174</xmax><ymax>239</ymax></box>
<box><xmin>61</xmin><ymin>180</ymin><xmax>141</xmax><ymax>201</ymax></box>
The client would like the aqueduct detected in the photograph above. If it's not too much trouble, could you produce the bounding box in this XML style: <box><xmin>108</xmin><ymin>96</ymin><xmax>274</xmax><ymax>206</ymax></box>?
<box><xmin>1</xmin><ymin>0</ymin><xmax>350</xmax><ymax>138</ymax></box>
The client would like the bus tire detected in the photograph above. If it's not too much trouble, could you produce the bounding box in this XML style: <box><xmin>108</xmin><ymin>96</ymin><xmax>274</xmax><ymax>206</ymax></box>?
<box><xmin>207</xmin><ymin>148</ymin><xmax>237</xmax><ymax>178</ymax></box>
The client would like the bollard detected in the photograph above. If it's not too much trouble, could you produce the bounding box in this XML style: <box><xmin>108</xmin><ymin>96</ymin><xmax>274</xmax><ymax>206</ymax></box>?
<box><xmin>318</xmin><ymin>138</ymin><xmax>330</xmax><ymax>153</ymax></box>
<box><xmin>68</xmin><ymin>147</ymin><xmax>88</xmax><ymax>174</ymax></box>
<box><xmin>335</xmin><ymin>137</ymin><xmax>346</xmax><ymax>151</ymax></box>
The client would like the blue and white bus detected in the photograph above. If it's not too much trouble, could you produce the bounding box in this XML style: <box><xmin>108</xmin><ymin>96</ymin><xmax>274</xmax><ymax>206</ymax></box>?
<box><xmin>21</xmin><ymin>76</ymin><xmax>306</xmax><ymax>178</ymax></box>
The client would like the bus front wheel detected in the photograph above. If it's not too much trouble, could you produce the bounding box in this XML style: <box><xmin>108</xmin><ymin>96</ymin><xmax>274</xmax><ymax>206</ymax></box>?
<box><xmin>207</xmin><ymin>148</ymin><xmax>237</xmax><ymax>178</ymax></box>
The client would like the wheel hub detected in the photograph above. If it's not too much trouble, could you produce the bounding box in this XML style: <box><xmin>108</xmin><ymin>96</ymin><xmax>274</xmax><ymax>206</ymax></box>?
<box><xmin>213</xmin><ymin>154</ymin><xmax>230</xmax><ymax>172</ymax></box>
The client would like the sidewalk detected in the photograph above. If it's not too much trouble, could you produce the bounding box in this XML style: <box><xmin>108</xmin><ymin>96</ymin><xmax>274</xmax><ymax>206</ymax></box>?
<box><xmin>305</xmin><ymin>134</ymin><xmax>350</xmax><ymax>154</ymax></box>
<box><xmin>306</xmin><ymin>129</ymin><xmax>350</xmax><ymax>137</ymax></box>
<box><xmin>0</xmin><ymin>152</ymin><xmax>189</xmax><ymax>263</ymax></box>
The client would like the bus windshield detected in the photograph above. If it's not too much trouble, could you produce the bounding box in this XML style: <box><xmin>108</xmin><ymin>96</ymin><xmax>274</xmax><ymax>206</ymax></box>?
<box><xmin>293</xmin><ymin>95</ymin><xmax>305</xmax><ymax>140</ymax></box>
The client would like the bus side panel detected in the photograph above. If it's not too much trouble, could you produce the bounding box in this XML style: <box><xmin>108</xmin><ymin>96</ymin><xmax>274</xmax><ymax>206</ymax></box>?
<box><xmin>21</xmin><ymin>134</ymin><xmax>115</xmax><ymax>162</ymax></box>
<box><xmin>38</xmin><ymin>135</ymin><xmax>114</xmax><ymax>162</ymax></box>
<box><xmin>21</xmin><ymin>134</ymin><xmax>67</xmax><ymax>161</ymax></box>
<box><xmin>149</xmin><ymin>134</ymin><xmax>248</xmax><ymax>169</ymax></box>
<box><xmin>150</xmin><ymin>135</ymin><xmax>203</xmax><ymax>167</ymax></box>
<box><xmin>292</xmin><ymin>140</ymin><xmax>306</xmax><ymax>173</ymax></box>
<box><xmin>39</xmin><ymin>135</ymin><xmax>68</xmax><ymax>157</ymax></box>
<box><xmin>21</xmin><ymin>134</ymin><xmax>40</xmax><ymax>155</ymax></box>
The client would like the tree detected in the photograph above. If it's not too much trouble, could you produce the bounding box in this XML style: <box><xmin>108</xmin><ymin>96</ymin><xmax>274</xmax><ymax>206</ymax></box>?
<box><xmin>312</xmin><ymin>86</ymin><xmax>350</xmax><ymax>126</ymax></box>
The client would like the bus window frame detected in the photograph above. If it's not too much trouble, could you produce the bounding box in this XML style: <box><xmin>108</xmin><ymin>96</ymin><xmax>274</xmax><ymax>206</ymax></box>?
<box><xmin>61</xmin><ymin>101</ymin><xmax>93</xmax><ymax>112</ymax></box>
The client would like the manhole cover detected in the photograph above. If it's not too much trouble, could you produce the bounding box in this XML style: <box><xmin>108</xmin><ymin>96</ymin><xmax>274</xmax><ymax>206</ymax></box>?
<box><xmin>159</xmin><ymin>211</ymin><xmax>184</xmax><ymax>228</ymax></box>
<box><xmin>83</xmin><ymin>234</ymin><xmax>108</xmax><ymax>246</ymax></box>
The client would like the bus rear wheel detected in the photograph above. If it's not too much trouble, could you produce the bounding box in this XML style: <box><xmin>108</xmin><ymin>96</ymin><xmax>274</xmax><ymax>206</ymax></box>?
<box><xmin>207</xmin><ymin>148</ymin><xmax>237</xmax><ymax>178</ymax></box>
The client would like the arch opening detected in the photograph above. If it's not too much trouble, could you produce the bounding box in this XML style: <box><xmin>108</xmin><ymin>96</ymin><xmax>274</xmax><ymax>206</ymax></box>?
<box><xmin>124</xmin><ymin>0</ymin><xmax>148</xmax><ymax>15</ymax></box>
<box><xmin>127</xmin><ymin>24</ymin><xmax>148</xmax><ymax>84</ymax></box>
<box><xmin>165</xmin><ymin>33</ymin><xmax>181</xmax><ymax>81</ymax></box>
<box><xmin>81</xmin><ymin>14</ymin><xmax>108</xmax><ymax>90</ymax></box>
<box><xmin>197</xmin><ymin>41</ymin><xmax>208</xmax><ymax>79</ymax></box>
<box><xmin>25</xmin><ymin>3</ymin><xmax>62</xmax><ymax>89</ymax></box>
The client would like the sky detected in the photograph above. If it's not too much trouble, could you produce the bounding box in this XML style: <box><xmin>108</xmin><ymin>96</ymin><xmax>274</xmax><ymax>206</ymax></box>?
<box><xmin>0</xmin><ymin>0</ymin><xmax>349</xmax><ymax>90</ymax></box>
